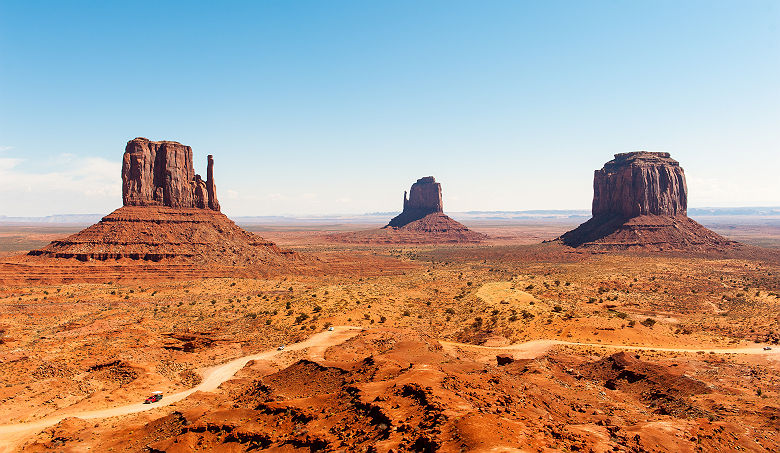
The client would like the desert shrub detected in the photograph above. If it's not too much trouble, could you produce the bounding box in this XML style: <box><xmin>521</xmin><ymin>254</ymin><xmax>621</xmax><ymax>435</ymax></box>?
<box><xmin>525</xmin><ymin>284</ymin><xmax>534</xmax><ymax>290</ymax></box>
<box><xmin>295</xmin><ymin>313</ymin><xmax>310</xmax><ymax>324</ymax></box>
<box><xmin>445</xmin><ymin>308</ymin><xmax>455</xmax><ymax>314</ymax></box>
<box><xmin>553</xmin><ymin>305</ymin><xmax>563</xmax><ymax>312</ymax></box>
<box><xmin>615</xmin><ymin>311</ymin><xmax>628</xmax><ymax>319</ymax></box>
<box><xmin>313</xmin><ymin>305</ymin><xmax>322</xmax><ymax>313</ymax></box>
<box><xmin>641</xmin><ymin>318</ymin><xmax>656</xmax><ymax>328</ymax></box>
<box><xmin>402</xmin><ymin>310</ymin><xmax>411</xmax><ymax>317</ymax></box>
<box><xmin>379</xmin><ymin>316</ymin><xmax>386</xmax><ymax>323</ymax></box>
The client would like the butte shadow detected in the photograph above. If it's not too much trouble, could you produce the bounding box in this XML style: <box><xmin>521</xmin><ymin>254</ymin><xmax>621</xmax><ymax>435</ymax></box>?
<box><xmin>26</xmin><ymin>138</ymin><xmax>296</xmax><ymax>266</ymax></box>
<box><xmin>328</xmin><ymin>176</ymin><xmax>487</xmax><ymax>244</ymax></box>
<box><xmin>557</xmin><ymin>152</ymin><xmax>737</xmax><ymax>251</ymax></box>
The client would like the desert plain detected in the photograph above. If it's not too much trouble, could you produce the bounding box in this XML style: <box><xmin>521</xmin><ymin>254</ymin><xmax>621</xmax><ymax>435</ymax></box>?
<box><xmin>0</xmin><ymin>216</ymin><xmax>778</xmax><ymax>452</ymax></box>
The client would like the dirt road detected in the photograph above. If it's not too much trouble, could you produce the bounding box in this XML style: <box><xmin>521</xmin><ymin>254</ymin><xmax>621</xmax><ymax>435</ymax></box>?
<box><xmin>0</xmin><ymin>326</ymin><xmax>361</xmax><ymax>451</ymax></box>
<box><xmin>1</xmin><ymin>328</ymin><xmax>776</xmax><ymax>450</ymax></box>
<box><xmin>439</xmin><ymin>338</ymin><xmax>779</xmax><ymax>360</ymax></box>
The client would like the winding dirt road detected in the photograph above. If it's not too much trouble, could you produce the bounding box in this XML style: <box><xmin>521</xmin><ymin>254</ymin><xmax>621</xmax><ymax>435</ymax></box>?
<box><xmin>0</xmin><ymin>326</ymin><xmax>361</xmax><ymax>451</ymax></box>
<box><xmin>1</xmin><ymin>327</ymin><xmax>776</xmax><ymax>451</ymax></box>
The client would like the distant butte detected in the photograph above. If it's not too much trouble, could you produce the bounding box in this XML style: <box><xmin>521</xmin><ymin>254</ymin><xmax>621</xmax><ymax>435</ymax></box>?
<box><xmin>329</xmin><ymin>176</ymin><xmax>486</xmax><ymax>244</ymax></box>
<box><xmin>27</xmin><ymin>138</ymin><xmax>295</xmax><ymax>265</ymax></box>
<box><xmin>386</xmin><ymin>176</ymin><xmax>443</xmax><ymax>227</ymax></box>
<box><xmin>559</xmin><ymin>151</ymin><xmax>737</xmax><ymax>250</ymax></box>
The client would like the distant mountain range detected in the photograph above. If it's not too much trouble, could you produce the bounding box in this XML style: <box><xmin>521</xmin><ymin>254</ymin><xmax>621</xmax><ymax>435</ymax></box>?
<box><xmin>1</xmin><ymin>207</ymin><xmax>778</xmax><ymax>225</ymax></box>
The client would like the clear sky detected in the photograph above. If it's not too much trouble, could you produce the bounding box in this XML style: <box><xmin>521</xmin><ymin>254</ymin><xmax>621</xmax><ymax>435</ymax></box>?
<box><xmin>1</xmin><ymin>1</ymin><xmax>778</xmax><ymax>217</ymax></box>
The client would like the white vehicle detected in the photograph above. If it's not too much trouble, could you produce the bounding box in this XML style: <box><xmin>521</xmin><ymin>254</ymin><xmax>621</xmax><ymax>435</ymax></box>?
<box><xmin>763</xmin><ymin>346</ymin><xmax>772</xmax><ymax>351</ymax></box>
<box><xmin>328</xmin><ymin>326</ymin><xmax>334</xmax><ymax>331</ymax></box>
<box><xmin>277</xmin><ymin>345</ymin><xmax>285</xmax><ymax>351</ymax></box>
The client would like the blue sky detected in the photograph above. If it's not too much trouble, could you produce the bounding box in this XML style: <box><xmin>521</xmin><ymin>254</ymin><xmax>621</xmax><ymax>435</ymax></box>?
<box><xmin>1</xmin><ymin>1</ymin><xmax>778</xmax><ymax>216</ymax></box>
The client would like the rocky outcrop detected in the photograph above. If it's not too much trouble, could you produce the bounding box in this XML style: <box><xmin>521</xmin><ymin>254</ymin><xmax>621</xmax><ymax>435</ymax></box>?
<box><xmin>27</xmin><ymin>138</ymin><xmax>296</xmax><ymax>265</ymax></box>
<box><xmin>122</xmin><ymin>138</ymin><xmax>219</xmax><ymax>211</ymax></box>
<box><xmin>560</xmin><ymin>151</ymin><xmax>736</xmax><ymax>250</ymax></box>
<box><xmin>387</xmin><ymin>177</ymin><xmax>443</xmax><ymax>228</ymax></box>
<box><xmin>206</xmin><ymin>155</ymin><xmax>220</xmax><ymax>211</ymax></box>
<box><xmin>593</xmin><ymin>152</ymin><xmax>687</xmax><ymax>218</ymax></box>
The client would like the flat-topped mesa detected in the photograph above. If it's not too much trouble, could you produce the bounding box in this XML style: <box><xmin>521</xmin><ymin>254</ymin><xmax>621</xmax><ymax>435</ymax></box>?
<box><xmin>388</xmin><ymin>176</ymin><xmax>443</xmax><ymax>227</ymax></box>
<box><xmin>593</xmin><ymin>151</ymin><xmax>687</xmax><ymax>219</ymax></box>
<box><xmin>559</xmin><ymin>151</ymin><xmax>736</xmax><ymax>250</ymax></box>
<box><xmin>122</xmin><ymin>137</ymin><xmax>220</xmax><ymax>211</ymax></box>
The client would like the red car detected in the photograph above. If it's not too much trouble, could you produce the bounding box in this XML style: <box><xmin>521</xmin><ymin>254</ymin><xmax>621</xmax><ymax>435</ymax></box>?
<box><xmin>144</xmin><ymin>392</ymin><xmax>163</xmax><ymax>404</ymax></box>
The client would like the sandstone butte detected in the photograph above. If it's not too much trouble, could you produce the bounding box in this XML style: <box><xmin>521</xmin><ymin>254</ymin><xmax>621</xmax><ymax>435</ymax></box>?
<box><xmin>328</xmin><ymin>176</ymin><xmax>486</xmax><ymax>244</ymax></box>
<box><xmin>559</xmin><ymin>151</ymin><xmax>736</xmax><ymax>250</ymax></box>
<box><xmin>27</xmin><ymin>138</ymin><xmax>295</xmax><ymax>265</ymax></box>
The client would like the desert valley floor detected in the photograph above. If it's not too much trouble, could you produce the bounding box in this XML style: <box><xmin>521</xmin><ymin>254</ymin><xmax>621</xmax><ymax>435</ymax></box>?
<box><xmin>0</xmin><ymin>220</ymin><xmax>778</xmax><ymax>452</ymax></box>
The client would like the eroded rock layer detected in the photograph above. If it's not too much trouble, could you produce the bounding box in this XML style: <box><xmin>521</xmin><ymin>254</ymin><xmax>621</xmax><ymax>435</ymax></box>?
<box><xmin>560</xmin><ymin>215</ymin><xmax>735</xmax><ymax>251</ymax></box>
<box><xmin>330</xmin><ymin>213</ymin><xmax>487</xmax><ymax>244</ymax></box>
<box><xmin>560</xmin><ymin>151</ymin><xmax>735</xmax><ymax>250</ymax></box>
<box><xmin>28</xmin><ymin>206</ymin><xmax>295</xmax><ymax>265</ymax></box>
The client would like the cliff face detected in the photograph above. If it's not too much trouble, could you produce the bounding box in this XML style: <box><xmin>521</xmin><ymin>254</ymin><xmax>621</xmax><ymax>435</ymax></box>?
<box><xmin>404</xmin><ymin>176</ymin><xmax>443</xmax><ymax>214</ymax></box>
<box><xmin>121</xmin><ymin>138</ymin><xmax>219</xmax><ymax>211</ymax></box>
<box><xmin>592</xmin><ymin>152</ymin><xmax>687</xmax><ymax>218</ymax></box>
